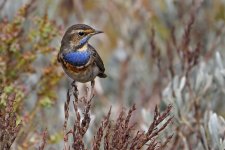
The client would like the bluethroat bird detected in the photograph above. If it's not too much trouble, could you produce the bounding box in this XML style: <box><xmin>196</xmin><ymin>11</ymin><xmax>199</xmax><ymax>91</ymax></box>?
<box><xmin>58</xmin><ymin>24</ymin><xmax>107</xmax><ymax>92</ymax></box>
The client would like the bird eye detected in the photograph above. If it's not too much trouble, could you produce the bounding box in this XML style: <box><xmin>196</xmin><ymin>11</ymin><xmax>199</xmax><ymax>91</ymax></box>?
<box><xmin>78</xmin><ymin>31</ymin><xmax>84</xmax><ymax>36</ymax></box>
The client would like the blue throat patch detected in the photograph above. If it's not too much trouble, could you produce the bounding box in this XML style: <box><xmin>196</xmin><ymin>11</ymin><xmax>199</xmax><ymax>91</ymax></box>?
<box><xmin>80</xmin><ymin>36</ymin><xmax>89</xmax><ymax>45</ymax></box>
<box><xmin>63</xmin><ymin>51</ymin><xmax>90</xmax><ymax>67</ymax></box>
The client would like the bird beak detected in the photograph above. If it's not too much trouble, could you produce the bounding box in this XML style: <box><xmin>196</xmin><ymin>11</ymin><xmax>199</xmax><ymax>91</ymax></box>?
<box><xmin>92</xmin><ymin>30</ymin><xmax>104</xmax><ymax>35</ymax></box>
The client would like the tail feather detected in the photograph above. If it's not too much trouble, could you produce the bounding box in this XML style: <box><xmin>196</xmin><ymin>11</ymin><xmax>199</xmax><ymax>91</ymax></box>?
<box><xmin>98</xmin><ymin>73</ymin><xmax>107</xmax><ymax>78</ymax></box>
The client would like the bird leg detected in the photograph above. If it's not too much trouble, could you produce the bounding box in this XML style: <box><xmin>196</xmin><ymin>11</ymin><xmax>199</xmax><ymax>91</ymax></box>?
<box><xmin>71</xmin><ymin>80</ymin><xmax>79</xmax><ymax>96</ymax></box>
<box><xmin>90</xmin><ymin>80</ymin><xmax>95</xmax><ymax>97</ymax></box>
<box><xmin>71</xmin><ymin>80</ymin><xmax>76</xmax><ymax>87</ymax></box>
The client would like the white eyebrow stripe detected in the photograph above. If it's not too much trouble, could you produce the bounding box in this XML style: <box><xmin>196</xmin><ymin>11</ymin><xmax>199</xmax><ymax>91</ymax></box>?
<box><xmin>70</xmin><ymin>29</ymin><xmax>84</xmax><ymax>34</ymax></box>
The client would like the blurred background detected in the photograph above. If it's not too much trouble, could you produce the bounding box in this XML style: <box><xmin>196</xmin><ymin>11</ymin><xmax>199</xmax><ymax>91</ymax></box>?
<box><xmin>1</xmin><ymin>0</ymin><xmax>225</xmax><ymax>149</ymax></box>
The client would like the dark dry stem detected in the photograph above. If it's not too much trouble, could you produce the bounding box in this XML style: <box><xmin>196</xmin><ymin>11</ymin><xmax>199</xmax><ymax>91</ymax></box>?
<box><xmin>92</xmin><ymin>107</ymin><xmax>111</xmax><ymax>150</ymax></box>
<box><xmin>104</xmin><ymin>113</ymin><xmax>112</xmax><ymax>150</ymax></box>
<box><xmin>61</xmin><ymin>82</ymin><xmax>173</xmax><ymax>150</ymax></box>
<box><xmin>63</xmin><ymin>89</ymin><xmax>71</xmax><ymax>150</ymax></box>
<box><xmin>0</xmin><ymin>93</ymin><xmax>22</xmax><ymax>150</ymax></box>
<box><xmin>38</xmin><ymin>129</ymin><xmax>48</xmax><ymax>150</ymax></box>
<box><xmin>135</xmin><ymin>104</ymin><xmax>173</xmax><ymax>149</ymax></box>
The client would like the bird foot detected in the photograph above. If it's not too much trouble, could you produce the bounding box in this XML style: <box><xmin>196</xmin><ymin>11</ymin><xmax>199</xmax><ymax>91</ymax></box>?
<box><xmin>90</xmin><ymin>80</ymin><xmax>95</xmax><ymax>97</ymax></box>
<box><xmin>71</xmin><ymin>81</ymin><xmax>79</xmax><ymax>96</ymax></box>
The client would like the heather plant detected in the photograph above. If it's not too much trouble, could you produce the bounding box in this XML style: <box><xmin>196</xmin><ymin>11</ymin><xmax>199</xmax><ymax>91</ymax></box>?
<box><xmin>1</xmin><ymin>0</ymin><xmax>225</xmax><ymax>149</ymax></box>
<box><xmin>0</xmin><ymin>1</ymin><xmax>62</xmax><ymax>148</ymax></box>
<box><xmin>0</xmin><ymin>93</ymin><xmax>22</xmax><ymax>149</ymax></box>
<box><xmin>0</xmin><ymin>1</ymin><xmax>173</xmax><ymax>149</ymax></box>
<box><xmin>61</xmin><ymin>85</ymin><xmax>172</xmax><ymax>150</ymax></box>
<box><xmin>145</xmin><ymin>1</ymin><xmax>225</xmax><ymax>149</ymax></box>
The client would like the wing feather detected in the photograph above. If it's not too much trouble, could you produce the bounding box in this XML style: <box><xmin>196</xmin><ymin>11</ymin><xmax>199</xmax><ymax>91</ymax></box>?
<box><xmin>88</xmin><ymin>44</ymin><xmax>107</xmax><ymax>78</ymax></box>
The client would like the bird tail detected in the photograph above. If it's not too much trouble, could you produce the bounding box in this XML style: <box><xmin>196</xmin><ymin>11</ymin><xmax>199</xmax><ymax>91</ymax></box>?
<box><xmin>98</xmin><ymin>73</ymin><xmax>107</xmax><ymax>78</ymax></box>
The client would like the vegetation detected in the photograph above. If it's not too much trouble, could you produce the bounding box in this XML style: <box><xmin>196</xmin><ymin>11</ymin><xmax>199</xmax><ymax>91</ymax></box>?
<box><xmin>1</xmin><ymin>0</ymin><xmax>225</xmax><ymax>149</ymax></box>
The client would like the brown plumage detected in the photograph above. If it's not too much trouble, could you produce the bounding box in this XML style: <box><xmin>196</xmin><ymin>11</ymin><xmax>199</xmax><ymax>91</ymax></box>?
<box><xmin>58</xmin><ymin>24</ymin><xmax>107</xmax><ymax>84</ymax></box>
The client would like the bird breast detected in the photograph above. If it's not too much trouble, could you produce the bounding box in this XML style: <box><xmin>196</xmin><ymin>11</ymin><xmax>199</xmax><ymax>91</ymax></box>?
<box><xmin>63</xmin><ymin>51</ymin><xmax>91</xmax><ymax>67</ymax></box>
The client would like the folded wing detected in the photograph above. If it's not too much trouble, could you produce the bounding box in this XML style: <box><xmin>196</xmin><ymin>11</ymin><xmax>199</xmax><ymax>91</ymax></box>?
<box><xmin>88</xmin><ymin>44</ymin><xmax>107</xmax><ymax>78</ymax></box>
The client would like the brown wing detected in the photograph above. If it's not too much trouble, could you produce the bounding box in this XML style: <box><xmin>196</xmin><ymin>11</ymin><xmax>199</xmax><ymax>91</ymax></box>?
<box><xmin>88</xmin><ymin>44</ymin><xmax>107</xmax><ymax>78</ymax></box>
<box><xmin>57</xmin><ymin>44</ymin><xmax>65</xmax><ymax>63</ymax></box>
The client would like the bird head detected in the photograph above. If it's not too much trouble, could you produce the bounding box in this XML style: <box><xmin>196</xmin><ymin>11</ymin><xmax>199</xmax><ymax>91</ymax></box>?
<box><xmin>61</xmin><ymin>24</ymin><xmax>103</xmax><ymax>49</ymax></box>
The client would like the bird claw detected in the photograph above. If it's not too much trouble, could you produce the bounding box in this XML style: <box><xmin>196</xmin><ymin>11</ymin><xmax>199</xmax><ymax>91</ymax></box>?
<box><xmin>70</xmin><ymin>80</ymin><xmax>95</xmax><ymax>98</ymax></box>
